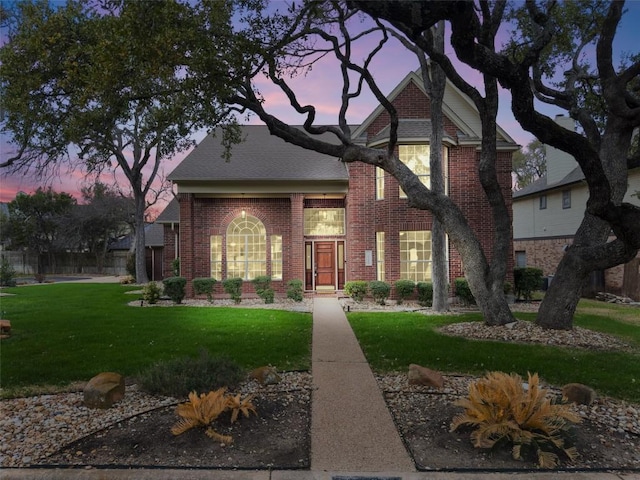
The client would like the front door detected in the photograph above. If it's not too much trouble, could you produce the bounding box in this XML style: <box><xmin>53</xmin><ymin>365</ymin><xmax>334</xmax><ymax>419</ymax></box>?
<box><xmin>315</xmin><ymin>242</ymin><xmax>335</xmax><ymax>288</ymax></box>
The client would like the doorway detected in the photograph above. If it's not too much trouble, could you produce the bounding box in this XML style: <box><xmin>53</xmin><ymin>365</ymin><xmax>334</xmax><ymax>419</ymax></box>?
<box><xmin>305</xmin><ymin>240</ymin><xmax>345</xmax><ymax>291</ymax></box>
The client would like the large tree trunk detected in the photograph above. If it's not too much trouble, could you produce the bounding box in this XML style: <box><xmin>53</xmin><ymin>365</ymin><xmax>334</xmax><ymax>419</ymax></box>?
<box><xmin>537</xmin><ymin>119</ymin><xmax>635</xmax><ymax>329</ymax></box>
<box><xmin>134</xmin><ymin>193</ymin><xmax>149</xmax><ymax>284</ymax></box>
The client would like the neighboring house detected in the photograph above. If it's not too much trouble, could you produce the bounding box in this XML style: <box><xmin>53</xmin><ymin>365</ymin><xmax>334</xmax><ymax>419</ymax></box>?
<box><xmin>160</xmin><ymin>71</ymin><xmax>517</xmax><ymax>297</ymax></box>
<box><xmin>109</xmin><ymin>223</ymin><xmax>166</xmax><ymax>280</ymax></box>
<box><xmin>512</xmin><ymin>115</ymin><xmax>640</xmax><ymax>299</ymax></box>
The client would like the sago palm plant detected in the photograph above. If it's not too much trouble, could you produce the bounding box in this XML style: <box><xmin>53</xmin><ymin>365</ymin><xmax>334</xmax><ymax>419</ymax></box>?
<box><xmin>171</xmin><ymin>388</ymin><xmax>256</xmax><ymax>444</ymax></box>
<box><xmin>450</xmin><ymin>371</ymin><xmax>581</xmax><ymax>468</ymax></box>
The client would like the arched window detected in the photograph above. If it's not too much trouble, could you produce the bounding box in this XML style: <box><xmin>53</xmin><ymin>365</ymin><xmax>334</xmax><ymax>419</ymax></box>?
<box><xmin>226</xmin><ymin>215</ymin><xmax>266</xmax><ymax>280</ymax></box>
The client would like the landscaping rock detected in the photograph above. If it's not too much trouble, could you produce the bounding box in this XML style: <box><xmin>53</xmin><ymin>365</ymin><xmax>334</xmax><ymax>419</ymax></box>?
<box><xmin>249</xmin><ymin>366</ymin><xmax>281</xmax><ymax>385</ymax></box>
<box><xmin>407</xmin><ymin>364</ymin><xmax>444</xmax><ymax>389</ymax></box>
<box><xmin>83</xmin><ymin>372</ymin><xmax>125</xmax><ymax>409</ymax></box>
<box><xmin>562</xmin><ymin>383</ymin><xmax>596</xmax><ymax>405</ymax></box>
<box><xmin>0</xmin><ymin>319</ymin><xmax>10</xmax><ymax>339</ymax></box>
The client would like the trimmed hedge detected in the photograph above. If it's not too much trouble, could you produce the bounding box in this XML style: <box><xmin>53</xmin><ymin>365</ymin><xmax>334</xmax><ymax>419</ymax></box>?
<box><xmin>369</xmin><ymin>280</ymin><xmax>391</xmax><ymax>305</ymax></box>
<box><xmin>193</xmin><ymin>277</ymin><xmax>217</xmax><ymax>303</ymax></box>
<box><xmin>416</xmin><ymin>281</ymin><xmax>433</xmax><ymax>307</ymax></box>
<box><xmin>344</xmin><ymin>280</ymin><xmax>368</xmax><ymax>302</ymax></box>
<box><xmin>223</xmin><ymin>277</ymin><xmax>243</xmax><ymax>304</ymax></box>
<box><xmin>394</xmin><ymin>280</ymin><xmax>415</xmax><ymax>304</ymax></box>
<box><xmin>455</xmin><ymin>277</ymin><xmax>475</xmax><ymax>305</ymax></box>
<box><xmin>163</xmin><ymin>276</ymin><xmax>186</xmax><ymax>304</ymax></box>
<box><xmin>514</xmin><ymin>267</ymin><xmax>543</xmax><ymax>301</ymax></box>
<box><xmin>287</xmin><ymin>279</ymin><xmax>304</xmax><ymax>302</ymax></box>
<box><xmin>252</xmin><ymin>275</ymin><xmax>274</xmax><ymax>304</ymax></box>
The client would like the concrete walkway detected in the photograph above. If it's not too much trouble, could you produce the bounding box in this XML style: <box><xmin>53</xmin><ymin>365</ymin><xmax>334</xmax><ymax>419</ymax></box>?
<box><xmin>310</xmin><ymin>296</ymin><xmax>415</xmax><ymax>472</ymax></box>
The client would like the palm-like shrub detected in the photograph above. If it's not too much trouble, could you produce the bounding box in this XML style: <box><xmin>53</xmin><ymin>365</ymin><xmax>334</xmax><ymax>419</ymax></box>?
<box><xmin>171</xmin><ymin>388</ymin><xmax>256</xmax><ymax>444</ymax></box>
<box><xmin>450</xmin><ymin>371</ymin><xmax>581</xmax><ymax>468</ymax></box>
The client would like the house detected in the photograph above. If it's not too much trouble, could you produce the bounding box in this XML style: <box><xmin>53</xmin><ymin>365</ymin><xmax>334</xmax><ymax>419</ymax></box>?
<box><xmin>108</xmin><ymin>223</ymin><xmax>166</xmax><ymax>280</ymax></box>
<box><xmin>159</xmin><ymin>71</ymin><xmax>517</xmax><ymax>298</ymax></box>
<box><xmin>512</xmin><ymin>115</ymin><xmax>640</xmax><ymax>299</ymax></box>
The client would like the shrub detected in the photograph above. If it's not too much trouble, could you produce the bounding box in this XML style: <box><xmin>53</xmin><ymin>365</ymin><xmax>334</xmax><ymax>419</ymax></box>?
<box><xmin>514</xmin><ymin>267</ymin><xmax>543</xmax><ymax>301</ymax></box>
<box><xmin>455</xmin><ymin>277</ymin><xmax>475</xmax><ymax>305</ymax></box>
<box><xmin>416</xmin><ymin>282</ymin><xmax>433</xmax><ymax>307</ymax></box>
<box><xmin>344</xmin><ymin>280</ymin><xmax>368</xmax><ymax>302</ymax></box>
<box><xmin>394</xmin><ymin>280</ymin><xmax>415</xmax><ymax>304</ymax></box>
<box><xmin>120</xmin><ymin>275</ymin><xmax>135</xmax><ymax>285</ymax></box>
<box><xmin>252</xmin><ymin>275</ymin><xmax>274</xmax><ymax>304</ymax></box>
<box><xmin>223</xmin><ymin>277</ymin><xmax>243</xmax><ymax>304</ymax></box>
<box><xmin>171</xmin><ymin>258</ymin><xmax>180</xmax><ymax>277</ymax></box>
<box><xmin>163</xmin><ymin>276</ymin><xmax>186</xmax><ymax>304</ymax></box>
<box><xmin>451</xmin><ymin>371</ymin><xmax>580</xmax><ymax>468</ymax></box>
<box><xmin>193</xmin><ymin>278</ymin><xmax>217</xmax><ymax>303</ymax></box>
<box><xmin>142</xmin><ymin>281</ymin><xmax>161</xmax><ymax>304</ymax></box>
<box><xmin>0</xmin><ymin>256</ymin><xmax>16</xmax><ymax>287</ymax></box>
<box><xmin>286</xmin><ymin>279</ymin><xmax>304</xmax><ymax>302</ymax></box>
<box><xmin>369</xmin><ymin>280</ymin><xmax>391</xmax><ymax>305</ymax></box>
<box><xmin>137</xmin><ymin>350</ymin><xmax>245</xmax><ymax>398</ymax></box>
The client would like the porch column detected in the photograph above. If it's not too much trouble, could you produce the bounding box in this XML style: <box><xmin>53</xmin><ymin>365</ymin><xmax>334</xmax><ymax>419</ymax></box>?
<box><xmin>290</xmin><ymin>193</ymin><xmax>305</xmax><ymax>283</ymax></box>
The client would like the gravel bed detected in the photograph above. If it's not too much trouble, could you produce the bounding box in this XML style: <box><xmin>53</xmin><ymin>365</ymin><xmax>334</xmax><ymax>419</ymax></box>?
<box><xmin>439</xmin><ymin>320</ymin><xmax>636</xmax><ymax>352</ymax></box>
<box><xmin>0</xmin><ymin>372</ymin><xmax>312</xmax><ymax>468</ymax></box>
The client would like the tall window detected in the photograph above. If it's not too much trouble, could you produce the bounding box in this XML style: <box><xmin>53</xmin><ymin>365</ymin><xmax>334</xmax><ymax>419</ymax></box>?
<box><xmin>226</xmin><ymin>215</ymin><xmax>266</xmax><ymax>280</ymax></box>
<box><xmin>375</xmin><ymin>167</ymin><xmax>385</xmax><ymax>200</ymax></box>
<box><xmin>400</xmin><ymin>230</ymin><xmax>432</xmax><ymax>282</ymax></box>
<box><xmin>399</xmin><ymin>144</ymin><xmax>430</xmax><ymax>198</ymax></box>
<box><xmin>210</xmin><ymin>235</ymin><xmax>222</xmax><ymax>279</ymax></box>
<box><xmin>376</xmin><ymin>232</ymin><xmax>385</xmax><ymax>281</ymax></box>
<box><xmin>304</xmin><ymin>208</ymin><xmax>345</xmax><ymax>235</ymax></box>
<box><xmin>562</xmin><ymin>190</ymin><xmax>571</xmax><ymax>209</ymax></box>
<box><xmin>271</xmin><ymin>235</ymin><xmax>283</xmax><ymax>280</ymax></box>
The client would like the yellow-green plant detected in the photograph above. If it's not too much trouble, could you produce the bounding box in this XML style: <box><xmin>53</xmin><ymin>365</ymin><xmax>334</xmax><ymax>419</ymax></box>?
<box><xmin>450</xmin><ymin>371</ymin><xmax>581</xmax><ymax>468</ymax></box>
<box><xmin>171</xmin><ymin>388</ymin><xmax>257</xmax><ymax>444</ymax></box>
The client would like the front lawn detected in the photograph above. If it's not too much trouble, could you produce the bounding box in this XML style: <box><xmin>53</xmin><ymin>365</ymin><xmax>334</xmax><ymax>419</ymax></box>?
<box><xmin>348</xmin><ymin>308</ymin><xmax>640</xmax><ymax>403</ymax></box>
<box><xmin>0</xmin><ymin>283</ymin><xmax>311</xmax><ymax>394</ymax></box>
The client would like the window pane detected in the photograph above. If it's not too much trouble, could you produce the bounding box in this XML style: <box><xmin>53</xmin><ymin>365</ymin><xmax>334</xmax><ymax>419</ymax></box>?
<box><xmin>376</xmin><ymin>232</ymin><xmax>385</xmax><ymax>281</ymax></box>
<box><xmin>376</xmin><ymin>167</ymin><xmax>384</xmax><ymax>200</ymax></box>
<box><xmin>399</xmin><ymin>230</ymin><xmax>432</xmax><ymax>282</ymax></box>
<box><xmin>399</xmin><ymin>145</ymin><xmax>430</xmax><ymax>198</ymax></box>
<box><xmin>210</xmin><ymin>235</ymin><xmax>222</xmax><ymax>280</ymax></box>
<box><xmin>227</xmin><ymin>215</ymin><xmax>266</xmax><ymax>280</ymax></box>
<box><xmin>304</xmin><ymin>208</ymin><xmax>345</xmax><ymax>235</ymax></box>
<box><xmin>539</xmin><ymin>195</ymin><xmax>547</xmax><ymax>210</ymax></box>
<box><xmin>271</xmin><ymin>235</ymin><xmax>282</xmax><ymax>280</ymax></box>
<box><xmin>562</xmin><ymin>190</ymin><xmax>571</xmax><ymax>209</ymax></box>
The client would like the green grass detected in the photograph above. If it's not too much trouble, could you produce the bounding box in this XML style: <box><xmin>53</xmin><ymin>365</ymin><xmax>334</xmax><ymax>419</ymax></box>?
<box><xmin>0</xmin><ymin>284</ymin><xmax>311</xmax><ymax>394</ymax></box>
<box><xmin>347</xmin><ymin>310</ymin><xmax>640</xmax><ymax>403</ymax></box>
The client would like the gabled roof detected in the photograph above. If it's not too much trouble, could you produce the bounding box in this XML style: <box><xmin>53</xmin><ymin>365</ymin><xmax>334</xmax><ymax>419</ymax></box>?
<box><xmin>156</xmin><ymin>198</ymin><xmax>179</xmax><ymax>224</ymax></box>
<box><xmin>109</xmin><ymin>223</ymin><xmax>164</xmax><ymax>250</ymax></box>
<box><xmin>513</xmin><ymin>156</ymin><xmax>640</xmax><ymax>200</ymax></box>
<box><xmin>352</xmin><ymin>70</ymin><xmax>517</xmax><ymax>149</ymax></box>
<box><xmin>168</xmin><ymin>125</ymin><xmax>348</xmax><ymax>183</ymax></box>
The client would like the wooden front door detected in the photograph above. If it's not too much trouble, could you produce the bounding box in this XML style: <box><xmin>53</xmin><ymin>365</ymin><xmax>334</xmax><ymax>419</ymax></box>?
<box><xmin>315</xmin><ymin>242</ymin><xmax>335</xmax><ymax>287</ymax></box>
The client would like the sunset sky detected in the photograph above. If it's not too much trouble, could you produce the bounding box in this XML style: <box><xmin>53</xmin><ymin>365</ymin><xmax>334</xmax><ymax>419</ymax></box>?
<box><xmin>1</xmin><ymin>0</ymin><xmax>639</xmax><ymax>215</ymax></box>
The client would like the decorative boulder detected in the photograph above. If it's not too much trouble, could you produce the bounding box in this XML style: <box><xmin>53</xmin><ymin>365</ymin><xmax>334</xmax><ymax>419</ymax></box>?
<box><xmin>250</xmin><ymin>366</ymin><xmax>281</xmax><ymax>385</ymax></box>
<box><xmin>408</xmin><ymin>364</ymin><xmax>444</xmax><ymax>389</ymax></box>
<box><xmin>562</xmin><ymin>383</ymin><xmax>596</xmax><ymax>405</ymax></box>
<box><xmin>0</xmin><ymin>320</ymin><xmax>10</xmax><ymax>339</ymax></box>
<box><xmin>84</xmin><ymin>372</ymin><xmax>125</xmax><ymax>409</ymax></box>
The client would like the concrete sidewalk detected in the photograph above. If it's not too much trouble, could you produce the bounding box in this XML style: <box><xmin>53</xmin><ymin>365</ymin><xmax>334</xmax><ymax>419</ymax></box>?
<box><xmin>310</xmin><ymin>297</ymin><xmax>414</xmax><ymax>472</ymax></box>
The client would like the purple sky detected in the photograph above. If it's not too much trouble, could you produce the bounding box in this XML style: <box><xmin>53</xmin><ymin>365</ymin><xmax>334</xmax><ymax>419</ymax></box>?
<box><xmin>1</xmin><ymin>1</ymin><xmax>639</xmax><ymax>212</ymax></box>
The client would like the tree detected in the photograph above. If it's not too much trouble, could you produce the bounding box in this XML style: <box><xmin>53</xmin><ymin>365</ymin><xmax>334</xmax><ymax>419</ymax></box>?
<box><xmin>230</xmin><ymin>1</ymin><xmax>516</xmax><ymax>325</ymax></box>
<box><xmin>76</xmin><ymin>182</ymin><xmax>134</xmax><ymax>273</ymax></box>
<box><xmin>5</xmin><ymin>188</ymin><xmax>76</xmax><ymax>277</ymax></box>
<box><xmin>0</xmin><ymin>0</ymin><xmax>252</xmax><ymax>283</ymax></box>
<box><xmin>349</xmin><ymin>0</ymin><xmax>640</xmax><ymax>330</ymax></box>
<box><xmin>513</xmin><ymin>139</ymin><xmax>546</xmax><ymax>190</ymax></box>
